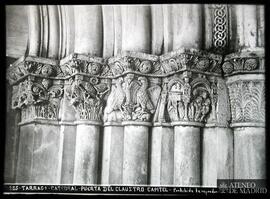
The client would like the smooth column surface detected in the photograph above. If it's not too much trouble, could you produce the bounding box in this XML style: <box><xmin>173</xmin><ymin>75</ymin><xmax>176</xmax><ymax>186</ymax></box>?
<box><xmin>174</xmin><ymin>126</ymin><xmax>201</xmax><ymax>186</ymax></box>
<box><xmin>16</xmin><ymin>124</ymin><xmax>35</xmax><ymax>183</ymax></box>
<box><xmin>151</xmin><ymin>5</ymin><xmax>164</xmax><ymax>55</ymax></box>
<box><xmin>28</xmin><ymin>6</ymin><xmax>41</xmax><ymax>56</ymax></box>
<box><xmin>59</xmin><ymin>95</ymin><xmax>77</xmax><ymax>184</ymax></box>
<box><xmin>123</xmin><ymin>126</ymin><xmax>149</xmax><ymax>184</ymax></box>
<box><xmin>234</xmin><ymin>5</ymin><xmax>258</xmax><ymax>50</ymax></box>
<box><xmin>234</xmin><ymin>127</ymin><xmax>265</xmax><ymax>179</ymax></box>
<box><xmin>172</xmin><ymin>4</ymin><xmax>203</xmax><ymax>50</ymax></box>
<box><xmin>30</xmin><ymin>124</ymin><xmax>62</xmax><ymax>183</ymax></box>
<box><xmin>47</xmin><ymin>5</ymin><xmax>60</xmax><ymax>59</ymax></box>
<box><xmin>102</xmin><ymin>6</ymin><xmax>115</xmax><ymax>58</ymax></box>
<box><xmin>73</xmin><ymin>5</ymin><xmax>103</xmax><ymax>55</ymax></box>
<box><xmin>73</xmin><ymin>124</ymin><xmax>100</xmax><ymax>184</ymax></box>
<box><xmin>202</xmin><ymin>127</ymin><xmax>233</xmax><ymax>186</ymax></box>
<box><xmin>101</xmin><ymin>126</ymin><xmax>124</xmax><ymax>184</ymax></box>
<box><xmin>121</xmin><ymin>5</ymin><xmax>151</xmax><ymax>53</ymax></box>
<box><xmin>150</xmin><ymin>126</ymin><xmax>174</xmax><ymax>185</ymax></box>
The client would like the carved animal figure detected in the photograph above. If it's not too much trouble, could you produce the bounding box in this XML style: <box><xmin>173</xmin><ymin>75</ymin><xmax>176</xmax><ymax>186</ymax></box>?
<box><xmin>136</xmin><ymin>76</ymin><xmax>154</xmax><ymax>113</ymax></box>
<box><xmin>104</xmin><ymin>77</ymin><xmax>126</xmax><ymax>116</ymax></box>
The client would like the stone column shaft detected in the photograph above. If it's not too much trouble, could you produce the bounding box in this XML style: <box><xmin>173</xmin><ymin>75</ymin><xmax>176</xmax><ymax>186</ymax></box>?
<box><xmin>174</xmin><ymin>126</ymin><xmax>201</xmax><ymax>186</ymax></box>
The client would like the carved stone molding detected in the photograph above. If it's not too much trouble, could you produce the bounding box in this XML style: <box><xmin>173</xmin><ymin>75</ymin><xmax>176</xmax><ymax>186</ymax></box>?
<box><xmin>222</xmin><ymin>49</ymin><xmax>265</xmax><ymax>76</ymax></box>
<box><xmin>227</xmin><ymin>75</ymin><xmax>265</xmax><ymax>127</ymax></box>
<box><xmin>7</xmin><ymin>56</ymin><xmax>64</xmax><ymax>85</ymax></box>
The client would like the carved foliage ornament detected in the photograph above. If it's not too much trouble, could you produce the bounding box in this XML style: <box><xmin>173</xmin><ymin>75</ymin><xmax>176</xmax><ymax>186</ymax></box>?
<box><xmin>228</xmin><ymin>80</ymin><xmax>265</xmax><ymax>125</ymax></box>
<box><xmin>12</xmin><ymin>76</ymin><xmax>64</xmax><ymax>121</ymax></box>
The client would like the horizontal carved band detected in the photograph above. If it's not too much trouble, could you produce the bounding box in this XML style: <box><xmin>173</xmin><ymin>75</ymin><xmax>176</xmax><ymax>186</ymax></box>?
<box><xmin>222</xmin><ymin>49</ymin><xmax>265</xmax><ymax>76</ymax></box>
<box><xmin>7</xmin><ymin>49</ymin><xmax>265</xmax><ymax>127</ymax></box>
<box><xmin>7</xmin><ymin>49</ymin><xmax>223</xmax><ymax>85</ymax></box>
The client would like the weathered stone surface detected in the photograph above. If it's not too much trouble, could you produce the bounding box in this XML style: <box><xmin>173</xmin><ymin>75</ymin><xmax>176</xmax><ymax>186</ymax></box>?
<box><xmin>60</xmin><ymin>125</ymin><xmax>77</xmax><ymax>184</ymax></box>
<box><xmin>174</xmin><ymin>126</ymin><xmax>200</xmax><ymax>185</ymax></box>
<box><xmin>234</xmin><ymin>127</ymin><xmax>265</xmax><ymax>179</ymax></box>
<box><xmin>101</xmin><ymin>126</ymin><xmax>124</xmax><ymax>184</ymax></box>
<box><xmin>31</xmin><ymin>124</ymin><xmax>62</xmax><ymax>183</ymax></box>
<box><xmin>123</xmin><ymin>126</ymin><xmax>148</xmax><ymax>184</ymax></box>
<box><xmin>15</xmin><ymin>124</ymin><xmax>35</xmax><ymax>183</ymax></box>
<box><xmin>202</xmin><ymin>127</ymin><xmax>233</xmax><ymax>186</ymax></box>
<box><xmin>150</xmin><ymin>126</ymin><xmax>174</xmax><ymax>185</ymax></box>
<box><xmin>73</xmin><ymin>124</ymin><xmax>100</xmax><ymax>184</ymax></box>
<box><xmin>5</xmin><ymin>80</ymin><xmax>20</xmax><ymax>183</ymax></box>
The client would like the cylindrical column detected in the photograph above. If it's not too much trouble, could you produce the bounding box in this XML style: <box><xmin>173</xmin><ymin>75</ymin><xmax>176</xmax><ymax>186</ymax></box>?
<box><xmin>174</xmin><ymin>126</ymin><xmax>201</xmax><ymax>185</ymax></box>
<box><xmin>202</xmin><ymin>77</ymin><xmax>233</xmax><ymax>186</ymax></box>
<box><xmin>150</xmin><ymin>126</ymin><xmax>174</xmax><ymax>185</ymax></box>
<box><xmin>73</xmin><ymin>5</ymin><xmax>103</xmax><ymax>55</ymax></box>
<box><xmin>28</xmin><ymin>6</ymin><xmax>41</xmax><ymax>56</ymax></box>
<box><xmin>121</xmin><ymin>5</ymin><xmax>151</xmax><ymax>53</ymax></box>
<box><xmin>234</xmin><ymin>127</ymin><xmax>265</xmax><ymax>179</ymax></box>
<box><xmin>226</xmin><ymin>73</ymin><xmax>265</xmax><ymax>180</ymax></box>
<box><xmin>101</xmin><ymin>124</ymin><xmax>124</xmax><ymax>184</ymax></box>
<box><xmin>47</xmin><ymin>5</ymin><xmax>60</xmax><ymax>59</ymax></box>
<box><xmin>202</xmin><ymin>127</ymin><xmax>233</xmax><ymax>186</ymax></box>
<box><xmin>172</xmin><ymin>4</ymin><xmax>203</xmax><ymax>50</ymax></box>
<box><xmin>73</xmin><ymin>122</ymin><xmax>100</xmax><ymax>184</ymax></box>
<box><xmin>122</xmin><ymin>124</ymin><xmax>149</xmax><ymax>184</ymax></box>
<box><xmin>233</xmin><ymin>5</ymin><xmax>258</xmax><ymax>50</ymax></box>
<box><xmin>151</xmin><ymin>5</ymin><xmax>164</xmax><ymax>55</ymax></box>
<box><xmin>59</xmin><ymin>90</ymin><xmax>77</xmax><ymax>184</ymax></box>
<box><xmin>102</xmin><ymin>5</ymin><xmax>115</xmax><ymax>58</ymax></box>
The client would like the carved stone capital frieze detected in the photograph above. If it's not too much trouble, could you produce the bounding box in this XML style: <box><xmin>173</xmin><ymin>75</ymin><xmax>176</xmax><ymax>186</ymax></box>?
<box><xmin>7</xmin><ymin>56</ymin><xmax>64</xmax><ymax>85</ymax></box>
<box><xmin>7</xmin><ymin>48</ymin><xmax>263</xmax><ymax>128</ymax></box>
<box><xmin>222</xmin><ymin>49</ymin><xmax>265</xmax><ymax>76</ymax></box>
<box><xmin>153</xmin><ymin>72</ymin><xmax>215</xmax><ymax>127</ymax></box>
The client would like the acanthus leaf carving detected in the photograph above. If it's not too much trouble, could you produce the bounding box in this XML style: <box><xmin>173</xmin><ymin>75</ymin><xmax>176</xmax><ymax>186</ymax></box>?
<box><xmin>228</xmin><ymin>79</ymin><xmax>265</xmax><ymax>126</ymax></box>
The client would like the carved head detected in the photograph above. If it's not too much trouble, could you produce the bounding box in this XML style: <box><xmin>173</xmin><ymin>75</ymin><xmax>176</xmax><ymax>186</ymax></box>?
<box><xmin>138</xmin><ymin>76</ymin><xmax>147</xmax><ymax>86</ymax></box>
<box><xmin>125</xmin><ymin>74</ymin><xmax>134</xmax><ymax>84</ymax></box>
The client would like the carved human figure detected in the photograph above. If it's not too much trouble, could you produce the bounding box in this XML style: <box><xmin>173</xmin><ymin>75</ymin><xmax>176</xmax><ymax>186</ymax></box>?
<box><xmin>123</xmin><ymin>74</ymin><xmax>135</xmax><ymax>106</ymax></box>
<box><xmin>200</xmin><ymin>98</ymin><xmax>211</xmax><ymax>122</ymax></box>
<box><xmin>182</xmin><ymin>77</ymin><xmax>191</xmax><ymax>120</ymax></box>
<box><xmin>178</xmin><ymin>100</ymin><xmax>185</xmax><ymax>119</ymax></box>
<box><xmin>194</xmin><ymin>96</ymin><xmax>203</xmax><ymax>122</ymax></box>
<box><xmin>167</xmin><ymin>82</ymin><xmax>181</xmax><ymax>121</ymax></box>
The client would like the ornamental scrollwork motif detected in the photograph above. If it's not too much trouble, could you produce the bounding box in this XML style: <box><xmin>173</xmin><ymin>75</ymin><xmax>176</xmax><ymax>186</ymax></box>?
<box><xmin>213</xmin><ymin>4</ymin><xmax>228</xmax><ymax>53</ymax></box>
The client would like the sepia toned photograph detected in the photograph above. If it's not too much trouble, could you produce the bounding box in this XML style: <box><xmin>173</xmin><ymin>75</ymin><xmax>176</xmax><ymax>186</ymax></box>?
<box><xmin>4</xmin><ymin>4</ymin><xmax>266</xmax><ymax>195</ymax></box>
